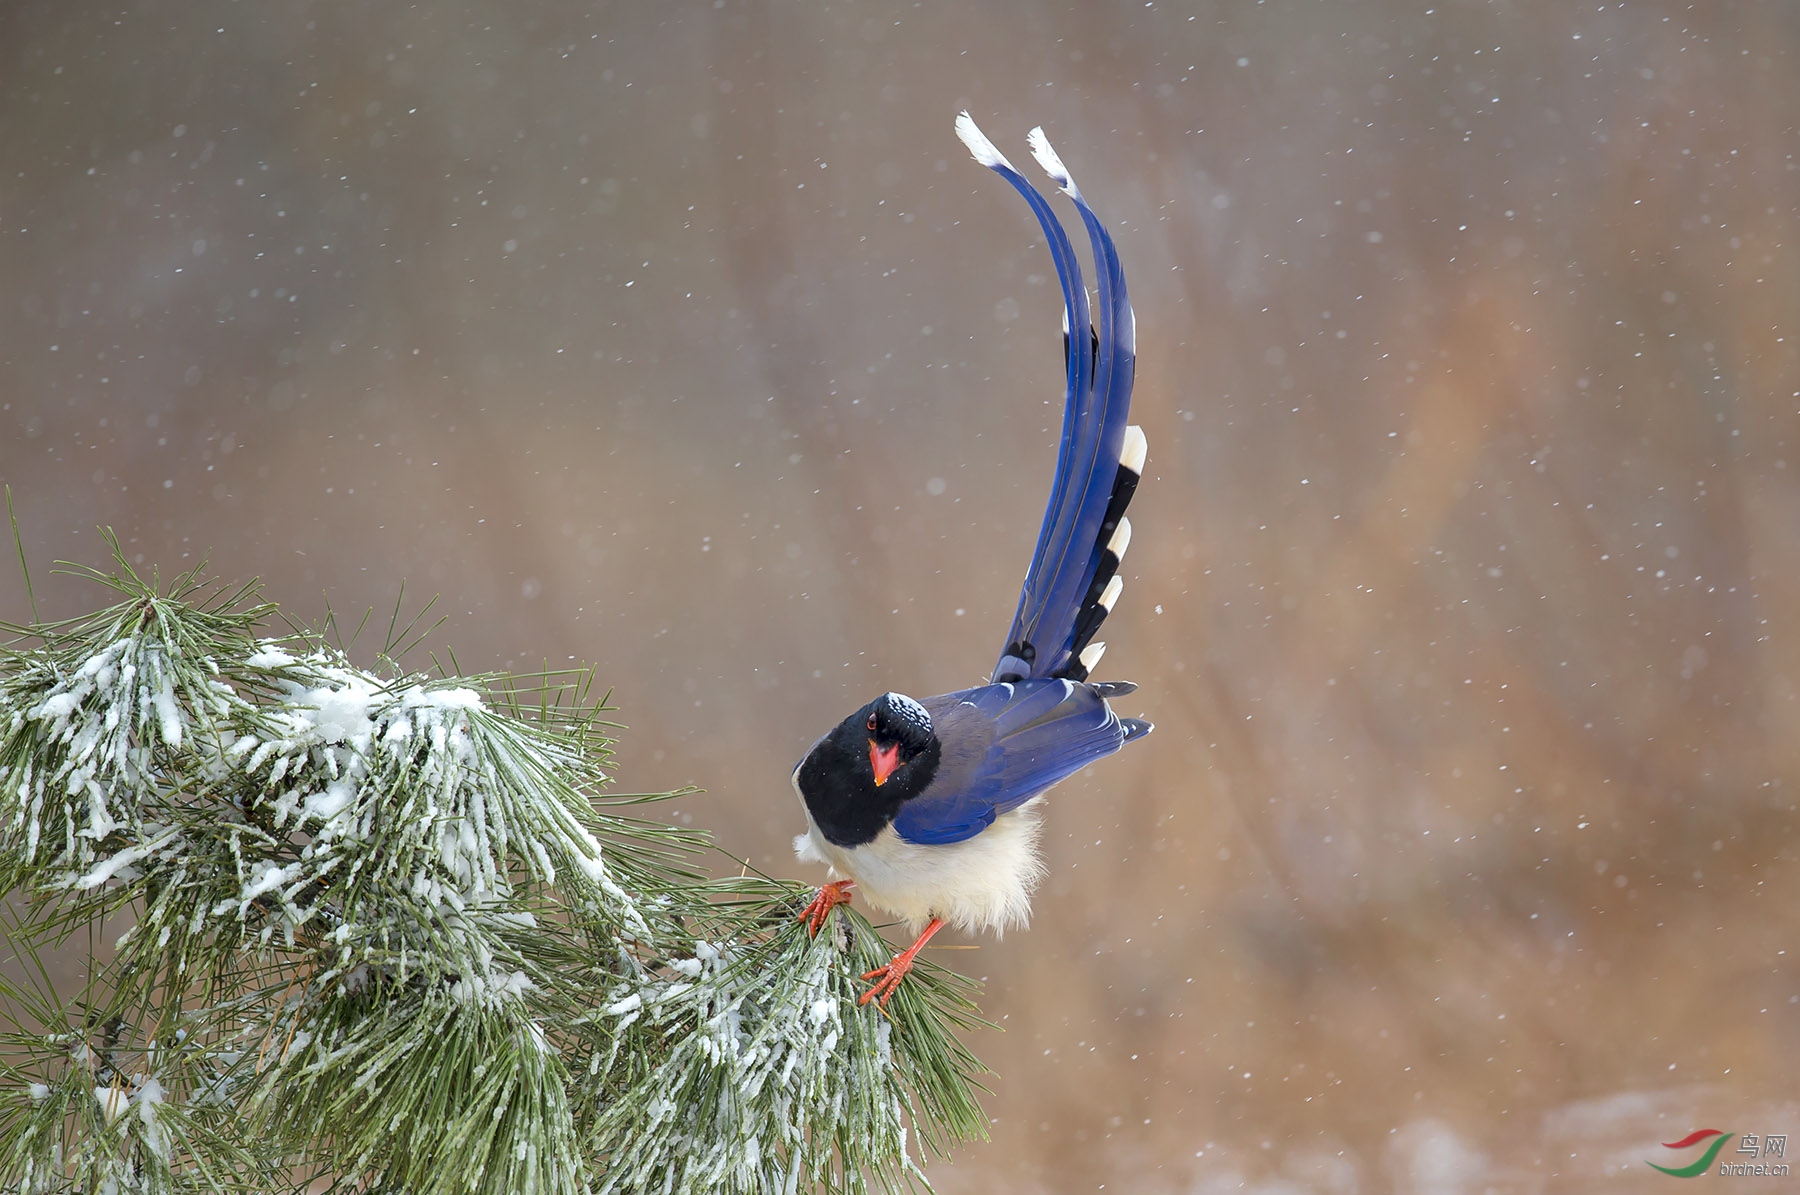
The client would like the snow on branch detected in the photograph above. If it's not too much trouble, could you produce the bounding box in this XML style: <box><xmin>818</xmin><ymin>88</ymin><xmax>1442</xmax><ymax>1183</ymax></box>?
<box><xmin>0</xmin><ymin>545</ymin><xmax>988</xmax><ymax>1194</ymax></box>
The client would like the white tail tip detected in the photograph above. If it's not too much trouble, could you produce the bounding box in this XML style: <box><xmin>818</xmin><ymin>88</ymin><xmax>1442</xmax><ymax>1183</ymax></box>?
<box><xmin>1099</xmin><ymin>574</ymin><xmax>1124</xmax><ymax>612</ymax></box>
<box><xmin>1079</xmin><ymin>641</ymin><xmax>1107</xmax><ymax>673</ymax></box>
<box><xmin>1121</xmin><ymin>425</ymin><xmax>1148</xmax><ymax>475</ymax></box>
<box><xmin>1107</xmin><ymin>515</ymin><xmax>1133</xmax><ymax>560</ymax></box>
<box><xmin>1026</xmin><ymin>125</ymin><xmax>1080</xmax><ymax>196</ymax></box>
<box><xmin>956</xmin><ymin>112</ymin><xmax>1016</xmax><ymax>171</ymax></box>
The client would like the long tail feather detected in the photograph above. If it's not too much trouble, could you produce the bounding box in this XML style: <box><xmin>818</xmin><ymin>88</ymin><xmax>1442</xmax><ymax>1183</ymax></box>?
<box><xmin>956</xmin><ymin>115</ymin><xmax>1144</xmax><ymax>684</ymax></box>
<box><xmin>956</xmin><ymin>114</ymin><xmax>1099</xmax><ymax>683</ymax></box>
<box><xmin>1027</xmin><ymin>127</ymin><xmax>1142</xmax><ymax>683</ymax></box>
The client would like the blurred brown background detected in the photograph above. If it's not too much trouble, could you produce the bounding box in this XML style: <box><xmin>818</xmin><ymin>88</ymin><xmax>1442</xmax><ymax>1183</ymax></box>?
<box><xmin>4</xmin><ymin>1</ymin><xmax>1798</xmax><ymax>1190</ymax></box>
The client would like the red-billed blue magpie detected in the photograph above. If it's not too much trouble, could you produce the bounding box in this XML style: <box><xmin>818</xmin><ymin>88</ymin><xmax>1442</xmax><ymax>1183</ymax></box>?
<box><xmin>793</xmin><ymin>114</ymin><xmax>1152</xmax><ymax>1007</ymax></box>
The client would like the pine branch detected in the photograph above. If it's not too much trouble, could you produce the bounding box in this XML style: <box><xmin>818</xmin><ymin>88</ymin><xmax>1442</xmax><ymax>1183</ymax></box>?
<box><xmin>0</xmin><ymin>545</ymin><xmax>991</xmax><ymax>1193</ymax></box>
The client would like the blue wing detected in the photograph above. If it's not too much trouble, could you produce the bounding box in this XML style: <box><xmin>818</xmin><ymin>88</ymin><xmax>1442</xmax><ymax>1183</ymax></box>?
<box><xmin>890</xmin><ymin>680</ymin><xmax>1135</xmax><ymax>846</ymax></box>
<box><xmin>955</xmin><ymin>115</ymin><xmax>1141</xmax><ymax>685</ymax></box>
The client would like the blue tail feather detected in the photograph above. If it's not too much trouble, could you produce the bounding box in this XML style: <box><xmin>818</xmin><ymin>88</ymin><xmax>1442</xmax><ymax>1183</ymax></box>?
<box><xmin>956</xmin><ymin>115</ymin><xmax>1141</xmax><ymax>684</ymax></box>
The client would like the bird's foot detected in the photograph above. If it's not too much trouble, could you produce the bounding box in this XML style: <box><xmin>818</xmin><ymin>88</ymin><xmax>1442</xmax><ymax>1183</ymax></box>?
<box><xmin>857</xmin><ymin>956</ymin><xmax>915</xmax><ymax>1008</ymax></box>
<box><xmin>798</xmin><ymin>879</ymin><xmax>855</xmax><ymax>937</ymax></box>
<box><xmin>858</xmin><ymin>917</ymin><xmax>945</xmax><ymax>1008</ymax></box>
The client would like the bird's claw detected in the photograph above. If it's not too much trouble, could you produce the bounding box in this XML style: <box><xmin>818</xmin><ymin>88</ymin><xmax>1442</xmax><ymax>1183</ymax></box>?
<box><xmin>858</xmin><ymin>954</ymin><xmax>916</xmax><ymax>1008</ymax></box>
<box><xmin>857</xmin><ymin>916</ymin><xmax>945</xmax><ymax>1008</ymax></box>
<box><xmin>797</xmin><ymin>880</ymin><xmax>854</xmax><ymax>937</ymax></box>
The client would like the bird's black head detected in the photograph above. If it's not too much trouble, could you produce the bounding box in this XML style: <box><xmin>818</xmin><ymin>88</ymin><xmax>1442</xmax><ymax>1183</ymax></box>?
<box><xmin>794</xmin><ymin>692</ymin><xmax>943</xmax><ymax>847</ymax></box>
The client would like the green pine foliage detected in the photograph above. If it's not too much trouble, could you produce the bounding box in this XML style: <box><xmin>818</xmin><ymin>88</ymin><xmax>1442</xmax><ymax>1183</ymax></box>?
<box><xmin>0</xmin><ymin>538</ymin><xmax>989</xmax><ymax>1193</ymax></box>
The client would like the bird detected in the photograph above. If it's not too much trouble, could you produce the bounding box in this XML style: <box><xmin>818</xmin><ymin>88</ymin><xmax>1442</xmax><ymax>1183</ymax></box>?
<box><xmin>791</xmin><ymin>113</ymin><xmax>1153</xmax><ymax>1008</ymax></box>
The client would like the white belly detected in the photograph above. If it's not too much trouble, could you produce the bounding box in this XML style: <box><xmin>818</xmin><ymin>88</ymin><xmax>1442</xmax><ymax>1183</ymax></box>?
<box><xmin>793</xmin><ymin>795</ymin><xmax>1046</xmax><ymax>937</ymax></box>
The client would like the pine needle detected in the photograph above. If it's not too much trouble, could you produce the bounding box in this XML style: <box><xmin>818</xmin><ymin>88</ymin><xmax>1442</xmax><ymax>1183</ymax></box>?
<box><xmin>0</xmin><ymin>537</ymin><xmax>992</xmax><ymax>1193</ymax></box>
<box><xmin>5</xmin><ymin>487</ymin><xmax>39</xmax><ymax>626</ymax></box>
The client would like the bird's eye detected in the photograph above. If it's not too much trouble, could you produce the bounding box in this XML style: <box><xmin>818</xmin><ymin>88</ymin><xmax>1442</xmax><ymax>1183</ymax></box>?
<box><xmin>866</xmin><ymin>712</ymin><xmax>878</xmax><ymax>732</ymax></box>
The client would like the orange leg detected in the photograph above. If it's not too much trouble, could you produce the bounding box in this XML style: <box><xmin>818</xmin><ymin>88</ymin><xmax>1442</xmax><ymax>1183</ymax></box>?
<box><xmin>798</xmin><ymin>879</ymin><xmax>855</xmax><ymax>937</ymax></box>
<box><xmin>858</xmin><ymin>917</ymin><xmax>945</xmax><ymax>1008</ymax></box>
